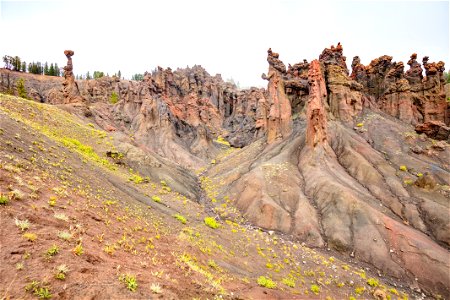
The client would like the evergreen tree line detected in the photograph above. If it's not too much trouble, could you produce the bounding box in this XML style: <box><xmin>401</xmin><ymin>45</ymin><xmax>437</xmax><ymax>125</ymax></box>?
<box><xmin>3</xmin><ymin>55</ymin><xmax>61</xmax><ymax>76</ymax></box>
<box><xmin>76</xmin><ymin>70</ymin><xmax>124</xmax><ymax>80</ymax></box>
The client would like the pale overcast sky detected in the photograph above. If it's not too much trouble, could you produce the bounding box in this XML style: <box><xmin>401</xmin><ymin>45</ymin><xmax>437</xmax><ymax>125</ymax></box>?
<box><xmin>0</xmin><ymin>0</ymin><xmax>448</xmax><ymax>88</ymax></box>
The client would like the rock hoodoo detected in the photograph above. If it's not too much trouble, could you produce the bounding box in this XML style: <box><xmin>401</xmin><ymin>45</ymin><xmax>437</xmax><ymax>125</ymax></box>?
<box><xmin>62</xmin><ymin>50</ymin><xmax>84</xmax><ymax>103</ymax></box>
<box><xmin>262</xmin><ymin>48</ymin><xmax>292</xmax><ymax>143</ymax></box>
<box><xmin>319</xmin><ymin>43</ymin><xmax>364</xmax><ymax>122</ymax></box>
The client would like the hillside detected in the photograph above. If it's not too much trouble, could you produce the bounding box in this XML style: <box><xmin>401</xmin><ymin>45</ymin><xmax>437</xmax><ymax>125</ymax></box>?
<box><xmin>0</xmin><ymin>43</ymin><xmax>449</xmax><ymax>299</ymax></box>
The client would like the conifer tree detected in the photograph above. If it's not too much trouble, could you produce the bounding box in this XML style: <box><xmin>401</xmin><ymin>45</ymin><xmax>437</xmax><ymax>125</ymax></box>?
<box><xmin>49</xmin><ymin>63</ymin><xmax>55</xmax><ymax>76</ymax></box>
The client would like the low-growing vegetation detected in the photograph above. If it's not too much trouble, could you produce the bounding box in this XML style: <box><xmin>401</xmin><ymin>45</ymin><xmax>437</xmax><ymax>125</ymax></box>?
<box><xmin>204</xmin><ymin>217</ymin><xmax>220</xmax><ymax>229</ymax></box>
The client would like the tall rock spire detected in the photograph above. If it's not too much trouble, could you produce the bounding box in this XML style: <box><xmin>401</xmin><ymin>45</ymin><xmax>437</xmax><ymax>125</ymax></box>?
<box><xmin>306</xmin><ymin>60</ymin><xmax>328</xmax><ymax>147</ymax></box>
<box><xmin>262</xmin><ymin>48</ymin><xmax>292</xmax><ymax>143</ymax></box>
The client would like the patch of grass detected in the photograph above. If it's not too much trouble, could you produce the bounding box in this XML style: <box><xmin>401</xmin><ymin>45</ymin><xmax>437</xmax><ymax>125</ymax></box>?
<box><xmin>103</xmin><ymin>244</ymin><xmax>115</xmax><ymax>255</ymax></box>
<box><xmin>119</xmin><ymin>274</ymin><xmax>138</xmax><ymax>292</ymax></box>
<box><xmin>404</xmin><ymin>179</ymin><xmax>414</xmax><ymax>185</ymax></box>
<box><xmin>215</xmin><ymin>136</ymin><xmax>230</xmax><ymax>147</ymax></box>
<box><xmin>35</xmin><ymin>287</ymin><xmax>52</xmax><ymax>299</ymax></box>
<box><xmin>173</xmin><ymin>213</ymin><xmax>187</xmax><ymax>224</ymax></box>
<box><xmin>151</xmin><ymin>195</ymin><xmax>161</xmax><ymax>203</ymax></box>
<box><xmin>25</xmin><ymin>281</ymin><xmax>52</xmax><ymax>299</ymax></box>
<box><xmin>46</xmin><ymin>244</ymin><xmax>59</xmax><ymax>258</ymax></box>
<box><xmin>207</xmin><ymin>259</ymin><xmax>219</xmax><ymax>269</ymax></box>
<box><xmin>129</xmin><ymin>174</ymin><xmax>144</xmax><ymax>184</ymax></box>
<box><xmin>282</xmin><ymin>277</ymin><xmax>296</xmax><ymax>288</ymax></box>
<box><xmin>15</xmin><ymin>218</ymin><xmax>30</xmax><ymax>231</ymax></box>
<box><xmin>310</xmin><ymin>284</ymin><xmax>320</xmax><ymax>295</ymax></box>
<box><xmin>367</xmin><ymin>278</ymin><xmax>379</xmax><ymax>287</ymax></box>
<box><xmin>204</xmin><ymin>217</ymin><xmax>220</xmax><ymax>229</ymax></box>
<box><xmin>257</xmin><ymin>276</ymin><xmax>276</xmax><ymax>289</ymax></box>
<box><xmin>389</xmin><ymin>288</ymin><xmax>399</xmax><ymax>295</ymax></box>
<box><xmin>72</xmin><ymin>243</ymin><xmax>84</xmax><ymax>256</ymax></box>
<box><xmin>48</xmin><ymin>196</ymin><xmax>57</xmax><ymax>207</ymax></box>
<box><xmin>355</xmin><ymin>286</ymin><xmax>366</xmax><ymax>295</ymax></box>
<box><xmin>23</xmin><ymin>232</ymin><xmax>37</xmax><ymax>242</ymax></box>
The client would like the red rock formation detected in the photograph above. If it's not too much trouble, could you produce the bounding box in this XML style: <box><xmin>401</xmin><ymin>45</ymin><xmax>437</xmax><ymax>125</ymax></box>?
<box><xmin>350</xmin><ymin>56</ymin><xmax>367</xmax><ymax>82</ymax></box>
<box><xmin>415</xmin><ymin>121</ymin><xmax>450</xmax><ymax>140</ymax></box>
<box><xmin>353</xmin><ymin>53</ymin><xmax>448</xmax><ymax>126</ymax></box>
<box><xmin>62</xmin><ymin>50</ymin><xmax>84</xmax><ymax>103</ymax></box>
<box><xmin>419</xmin><ymin>56</ymin><xmax>447</xmax><ymax>123</ymax></box>
<box><xmin>405</xmin><ymin>53</ymin><xmax>423</xmax><ymax>86</ymax></box>
<box><xmin>318</xmin><ymin>42</ymin><xmax>347</xmax><ymax>71</ymax></box>
<box><xmin>224</xmin><ymin>88</ymin><xmax>268</xmax><ymax>147</ymax></box>
<box><xmin>320</xmin><ymin>44</ymin><xmax>364</xmax><ymax>122</ymax></box>
<box><xmin>306</xmin><ymin>60</ymin><xmax>328</xmax><ymax>147</ymax></box>
<box><xmin>262</xmin><ymin>48</ymin><xmax>292</xmax><ymax>143</ymax></box>
<box><xmin>285</xmin><ymin>60</ymin><xmax>310</xmax><ymax>116</ymax></box>
<box><xmin>378</xmin><ymin>61</ymin><xmax>415</xmax><ymax>123</ymax></box>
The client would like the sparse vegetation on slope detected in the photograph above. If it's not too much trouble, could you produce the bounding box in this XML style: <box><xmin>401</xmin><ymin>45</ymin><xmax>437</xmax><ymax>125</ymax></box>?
<box><xmin>0</xmin><ymin>93</ymin><xmax>423</xmax><ymax>299</ymax></box>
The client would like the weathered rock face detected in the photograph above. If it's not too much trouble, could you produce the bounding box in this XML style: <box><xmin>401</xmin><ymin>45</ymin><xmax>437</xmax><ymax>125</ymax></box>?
<box><xmin>285</xmin><ymin>60</ymin><xmax>309</xmax><ymax>117</ymax></box>
<box><xmin>319</xmin><ymin>44</ymin><xmax>364</xmax><ymax>122</ymax></box>
<box><xmin>419</xmin><ymin>56</ymin><xmax>447</xmax><ymax>123</ymax></box>
<box><xmin>224</xmin><ymin>87</ymin><xmax>268</xmax><ymax>147</ymax></box>
<box><xmin>351</xmin><ymin>52</ymin><xmax>448</xmax><ymax>127</ymax></box>
<box><xmin>262</xmin><ymin>48</ymin><xmax>292</xmax><ymax>143</ymax></box>
<box><xmin>306</xmin><ymin>60</ymin><xmax>328</xmax><ymax>147</ymax></box>
<box><xmin>415</xmin><ymin>121</ymin><xmax>450</xmax><ymax>141</ymax></box>
<box><xmin>0</xmin><ymin>68</ymin><xmax>63</xmax><ymax>103</ymax></box>
<box><xmin>62</xmin><ymin>50</ymin><xmax>84</xmax><ymax>104</ymax></box>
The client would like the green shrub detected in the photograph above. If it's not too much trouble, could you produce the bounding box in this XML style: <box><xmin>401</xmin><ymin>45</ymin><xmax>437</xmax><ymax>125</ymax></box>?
<box><xmin>204</xmin><ymin>217</ymin><xmax>220</xmax><ymax>229</ymax></box>
<box><xmin>46</xmin><ymin>244</ymin><xmax>59</xmax><ymax>258</ymax></box>
<box><xmin>310</xmin><ymin>284</ymin><xmax>320</xmax><ymax>294</ymax></box>
<box><xmin>16</xmin><ymin>78</ymin><xmax>28</xmax><ymax>99</ymax></box>
<box><xmin>257</xmin><ymin>276</ymin><xmax>276</xmax><ymax>289</ymax></box>
<box><xmin>129</xmin><ymin>174</ymin><xmax>144</xmax><ymax>184</ymax></box>
<box><xmin>152</xmin><ymin>195</ymin><xmax>161</xmax><ymax>203</ymax></box>
<box><xmin>367</xmin><ymin>278</ymin><xmax>379</xmax><ymax>287</ymax></box>
<box><xmin>0</xmin><ymin>194</ymin><xmax>9</xmax><ymax>205</ymax></box>
<box><xmin>173</xmin><ymin>214</ymin><xmax>187</xmax><ymax>224</ymax></box>
<box><xmin>119</xmin><ymin>274</ymin><xmax>138</xmax><ymax>292</ymax></box>
<box><xmin>399</xmin><ymin>165</ymin><xmax>407</xmax><ymax>171</ymax></box>
<box><xmin>110</xmin><ymin>92</ymin><xmax>119</xmax><ymax>104</ymax></box>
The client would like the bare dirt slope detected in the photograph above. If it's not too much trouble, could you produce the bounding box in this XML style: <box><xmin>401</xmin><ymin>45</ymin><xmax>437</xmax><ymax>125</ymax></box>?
<box><xmin>1</xmin><ymin>94</ymin><xmax>418</xmax><ymax>300</ymax></box>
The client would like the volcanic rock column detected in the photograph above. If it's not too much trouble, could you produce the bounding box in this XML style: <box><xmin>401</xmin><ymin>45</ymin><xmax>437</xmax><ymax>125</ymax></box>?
<box><xmin>306</xmin><ymin>60</ymin><xmax>328</xmax><ymax>147</ymax></box>
<box><xmin>262</xmin><ymin>48</ymin><xmax>292</xmax><ymax>143</ymax></box>
<box><xmin>62</xmin><ymin>50</ymin><xmax>84</xmax><ymax>103</ymax></box>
